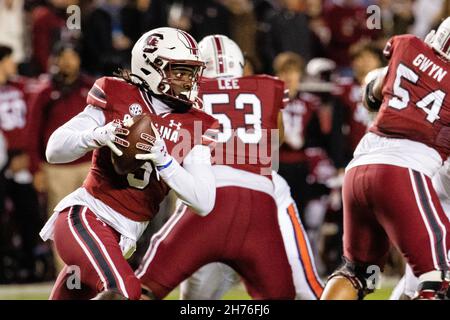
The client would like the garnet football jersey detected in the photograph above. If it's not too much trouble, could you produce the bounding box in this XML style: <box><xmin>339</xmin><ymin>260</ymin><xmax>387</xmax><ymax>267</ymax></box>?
<box><xmin>83</xmin><ymin>77</ymin><xmax>218</xmax><ymax>222</ymax></box>
<box><xmin>280</xmin><ymin>92</ymin><xmax>323</xmax><ymax>163</ymax></box>
<box><xmin>370</xmin><ymin>35</ymin><xmax>450</xmax><ymax>160</ymax></box>
<box><xmin>333</xmin><ymin>77</ymin><xmax>371</xmax><ymax>152</ymax></box>
<box><xmin>0</xmin><ymin>77</ymin><xmax>36</xmax><ymax>153</ymax></box>
<box><xmin>198</xmin><ymin>75</ymin><xmax>285</xmax><ymax>176</ymax></box>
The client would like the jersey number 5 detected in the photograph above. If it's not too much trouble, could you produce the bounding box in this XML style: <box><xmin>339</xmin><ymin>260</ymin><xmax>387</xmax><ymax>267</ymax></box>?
<box><xmin>127</xmin><ymin>162</ymin><xmax>153</xmax><ymax>189</ymax></box>
<box><xmin>202</xmin><ymin>93</ymin><xmax>262</xmax><ymax>143</ymax></box>
<box><xmin>388</xmin><ymin>63</ymin><xmax>446</xmax><ymax>123</ymax></box>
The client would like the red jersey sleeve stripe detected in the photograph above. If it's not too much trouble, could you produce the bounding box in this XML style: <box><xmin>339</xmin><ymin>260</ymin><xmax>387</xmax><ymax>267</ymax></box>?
<box><xmin>201</xmin><ymin>135</ymin><xmax>218</xmax><ymax>142</ymax></box>
<box><xmin>90</xmin><ymin>85</ymin><xmax>106</xmax><ymax>100</ymax></box>
<box><xmin>88</xmin><ymin>91</ymin><xmax>107</xmax><ymax>106</ymax></box>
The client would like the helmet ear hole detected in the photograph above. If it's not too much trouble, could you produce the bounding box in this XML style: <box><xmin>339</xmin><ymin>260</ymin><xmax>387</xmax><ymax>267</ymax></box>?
<box><xmin>141</xmin><ymin>68</ymin><xmax>151</xmax><ymax>75</ymax></box>
<box><xmin>155</xmin><ymin>58</ymin><xmax>163</xmax><ymax>67</ymax></box>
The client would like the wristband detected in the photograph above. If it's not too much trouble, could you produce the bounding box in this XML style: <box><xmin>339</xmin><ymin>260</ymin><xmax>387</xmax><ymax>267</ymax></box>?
<box><xmin>156</xmin><ymin>159</ymin><xmax>173</xmax><ymax>171</ymax></box>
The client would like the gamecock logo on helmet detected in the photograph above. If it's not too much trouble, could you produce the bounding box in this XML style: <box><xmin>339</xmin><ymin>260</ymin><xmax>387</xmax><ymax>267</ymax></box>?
<box><xmin>144</xmin><ymin>33</ymin><xmax>164</xmax><ymax>54</ymax></box>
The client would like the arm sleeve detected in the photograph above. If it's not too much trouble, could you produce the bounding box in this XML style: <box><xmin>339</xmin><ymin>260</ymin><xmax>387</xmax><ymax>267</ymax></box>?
<box><xmin>156</xmin><ymin>144</ymin><xmax>216</xmax><ymax>216</ymax></box>
<box><xmin>45</xmin><ymin>105</ymin><xmax>106</xmax><ymax>164</ymax></box>
<box><xmin>364</xmin><ymin>79</ymin><xmax>382</xmax><ymax>112</ymax></box>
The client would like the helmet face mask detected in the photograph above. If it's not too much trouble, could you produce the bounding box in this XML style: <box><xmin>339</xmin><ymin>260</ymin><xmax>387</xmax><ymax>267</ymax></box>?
<box><xmin>131</xmin><ymin>27</ymin><xmax>205</xmax><ymax>109</ymax></box>
<box><xmin>158</xmin><ymin>59</ymin><xmax>204</xmax><ymax>106</ymax></box>
<box><xmin>198</xmin><ymin>35</ymin><xmax>244</xmax><ymax>78</ymax></box>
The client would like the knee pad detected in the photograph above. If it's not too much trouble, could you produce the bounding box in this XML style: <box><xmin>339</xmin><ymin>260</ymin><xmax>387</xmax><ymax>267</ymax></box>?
<box><xmin>327</xmin><ymin>258</ymin><xmax>378</xmax><ymax>300</ymax></box>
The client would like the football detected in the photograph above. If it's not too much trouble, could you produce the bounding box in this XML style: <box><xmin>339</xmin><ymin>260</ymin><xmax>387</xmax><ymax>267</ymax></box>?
<box><xmin>111</xmin><ymin>114</ymin><xmax>155</xmax><ymax>175</ymax></box>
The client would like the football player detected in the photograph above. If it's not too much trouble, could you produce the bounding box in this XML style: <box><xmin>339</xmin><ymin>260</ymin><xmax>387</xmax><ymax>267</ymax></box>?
<box><xmin>136</xmin><ymin>35</ymin><xmax>323</xmax><ymax>300</ymax></box>
<box><xmin>39</xmin><ymin>27</ymin><xmax>218</xmax><ymax>300</ymax></box>
<box><xmin>390</xmin><ymin>159</ymin><xmax>450</xmax><ymax>300</ymax></box>
<box><xmin>0</xmin><ymin>45</ymin><xmax>41</xmax><ymax>281</ymax></box>
<box><xmin>321</xmin><ymin>18</ymin><xmax>450</xmax><ymax>300</ymax></box>
<box><xmin>180</xmin><ymin>169</ymin><xmax>323</xmax><ymax>300</ymax></box>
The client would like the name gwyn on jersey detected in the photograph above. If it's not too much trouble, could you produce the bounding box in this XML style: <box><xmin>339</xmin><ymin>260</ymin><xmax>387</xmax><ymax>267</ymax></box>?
<box><xmin>412</xmin><ymin>53</ymin><xmax>448</xmax><ymax>82</ymax></box>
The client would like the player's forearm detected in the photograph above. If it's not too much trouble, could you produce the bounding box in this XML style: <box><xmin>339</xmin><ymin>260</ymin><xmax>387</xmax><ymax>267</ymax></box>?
<box><xmin>157</xmin><ymin>145</ymin><xmax>216</xmax><ymax>216</ymax></box>
<box><xmin>363</xmin><ymin>67</ymin><xmax>388</xmax><ymax>111</ymax></box>
<box><xmin>46</xmin><ymin>106</ymin><xmax>105</xmax><ymax>163</ymax></box>
<box><xmin>372</xmin><ymin>71</ymin><xmax>385</xmax><ymax>101</ymax></box>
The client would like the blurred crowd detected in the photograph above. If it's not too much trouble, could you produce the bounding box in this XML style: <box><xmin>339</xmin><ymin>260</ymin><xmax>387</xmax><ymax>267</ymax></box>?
<box><xmin>0</xmin><ymin>0</ymin><xmax>447</xmax><ymax>284</ymax></box>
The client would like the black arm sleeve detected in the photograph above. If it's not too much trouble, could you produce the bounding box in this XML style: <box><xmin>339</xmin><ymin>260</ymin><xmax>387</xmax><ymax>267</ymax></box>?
<box><xmin>364</xmin><ymin>79</ymin><xmax>382</xmax><ymax>112</ymax></box>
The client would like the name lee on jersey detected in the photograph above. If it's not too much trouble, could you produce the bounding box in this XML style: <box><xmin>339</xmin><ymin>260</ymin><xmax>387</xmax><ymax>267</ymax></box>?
<box><xmin>218</xmin><ymin>78</ymin><xmax>240</xmax><ymax>90</ymax></box>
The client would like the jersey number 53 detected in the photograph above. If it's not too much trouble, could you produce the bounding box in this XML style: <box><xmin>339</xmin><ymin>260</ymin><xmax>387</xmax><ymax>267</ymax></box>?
<box><xmin>202</xmin><ymin>93</ymin><xmax>262</xmax><ymax>143</ymax></box>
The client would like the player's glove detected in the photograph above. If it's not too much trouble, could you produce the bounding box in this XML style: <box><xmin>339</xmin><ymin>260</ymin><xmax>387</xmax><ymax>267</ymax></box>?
<box><xmin>92</xmin><ymin>119</ymin><xmax>130</xmax><ymax>156</ymax></box>
<box><xmin>135</xmin><ymin>123</ymin><xmax>173</xmax><ymax>169</ymax></box>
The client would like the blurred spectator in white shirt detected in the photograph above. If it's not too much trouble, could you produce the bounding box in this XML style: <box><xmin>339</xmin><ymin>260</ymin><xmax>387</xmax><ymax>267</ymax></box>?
<box><xmin>411</xmin><ymin>0</ymin><xmax>442</xmax><ymax>39</ymax></box>
<box><xmin>0</xmin><ymin>0</ymin><xmax>26</xmax><ymax>64</ymax></box>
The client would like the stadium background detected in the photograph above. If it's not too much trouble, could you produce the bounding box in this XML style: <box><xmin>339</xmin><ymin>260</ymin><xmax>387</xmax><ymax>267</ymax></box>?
<box><xmin>0</xmin><ymin>0</ymin><xmax>444</xmax><ymax>299</ymax></box>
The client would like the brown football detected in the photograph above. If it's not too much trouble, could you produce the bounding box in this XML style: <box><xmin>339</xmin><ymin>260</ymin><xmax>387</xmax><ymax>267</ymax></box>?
<box><xmin>111</xmin><ymin>114</ymin><xmax>155</xmax><ymax>175</ymax></box>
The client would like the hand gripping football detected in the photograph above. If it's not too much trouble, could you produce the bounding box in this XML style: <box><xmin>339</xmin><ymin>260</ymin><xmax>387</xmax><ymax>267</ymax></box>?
<box><xmin>111</xmin><ymin>114</ymin><xmax>156</xmax><ymax>175</ymax></box>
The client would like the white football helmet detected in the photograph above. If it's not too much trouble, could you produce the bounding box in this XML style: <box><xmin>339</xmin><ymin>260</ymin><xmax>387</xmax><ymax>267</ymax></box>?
<box><xmin>425</xmin><ymin>17</ymin><xmax>450</xmax><ymax>60</ymax></box>
<box><xmin>131</xmin><ymin>27</ymin><xmax>204</xmax><ymax>106</ymax></box>
<box><xmin>198</xmin><ymin>35</ymin><xmax>244</xmax><ymax>78</ymax></box>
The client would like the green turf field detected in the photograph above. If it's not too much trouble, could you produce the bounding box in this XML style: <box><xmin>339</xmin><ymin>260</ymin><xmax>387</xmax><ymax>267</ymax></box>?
<box><xmin>0</xmin><ymin>282</ymin><xmax>394</xmax><ymax>300</ymax></box>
